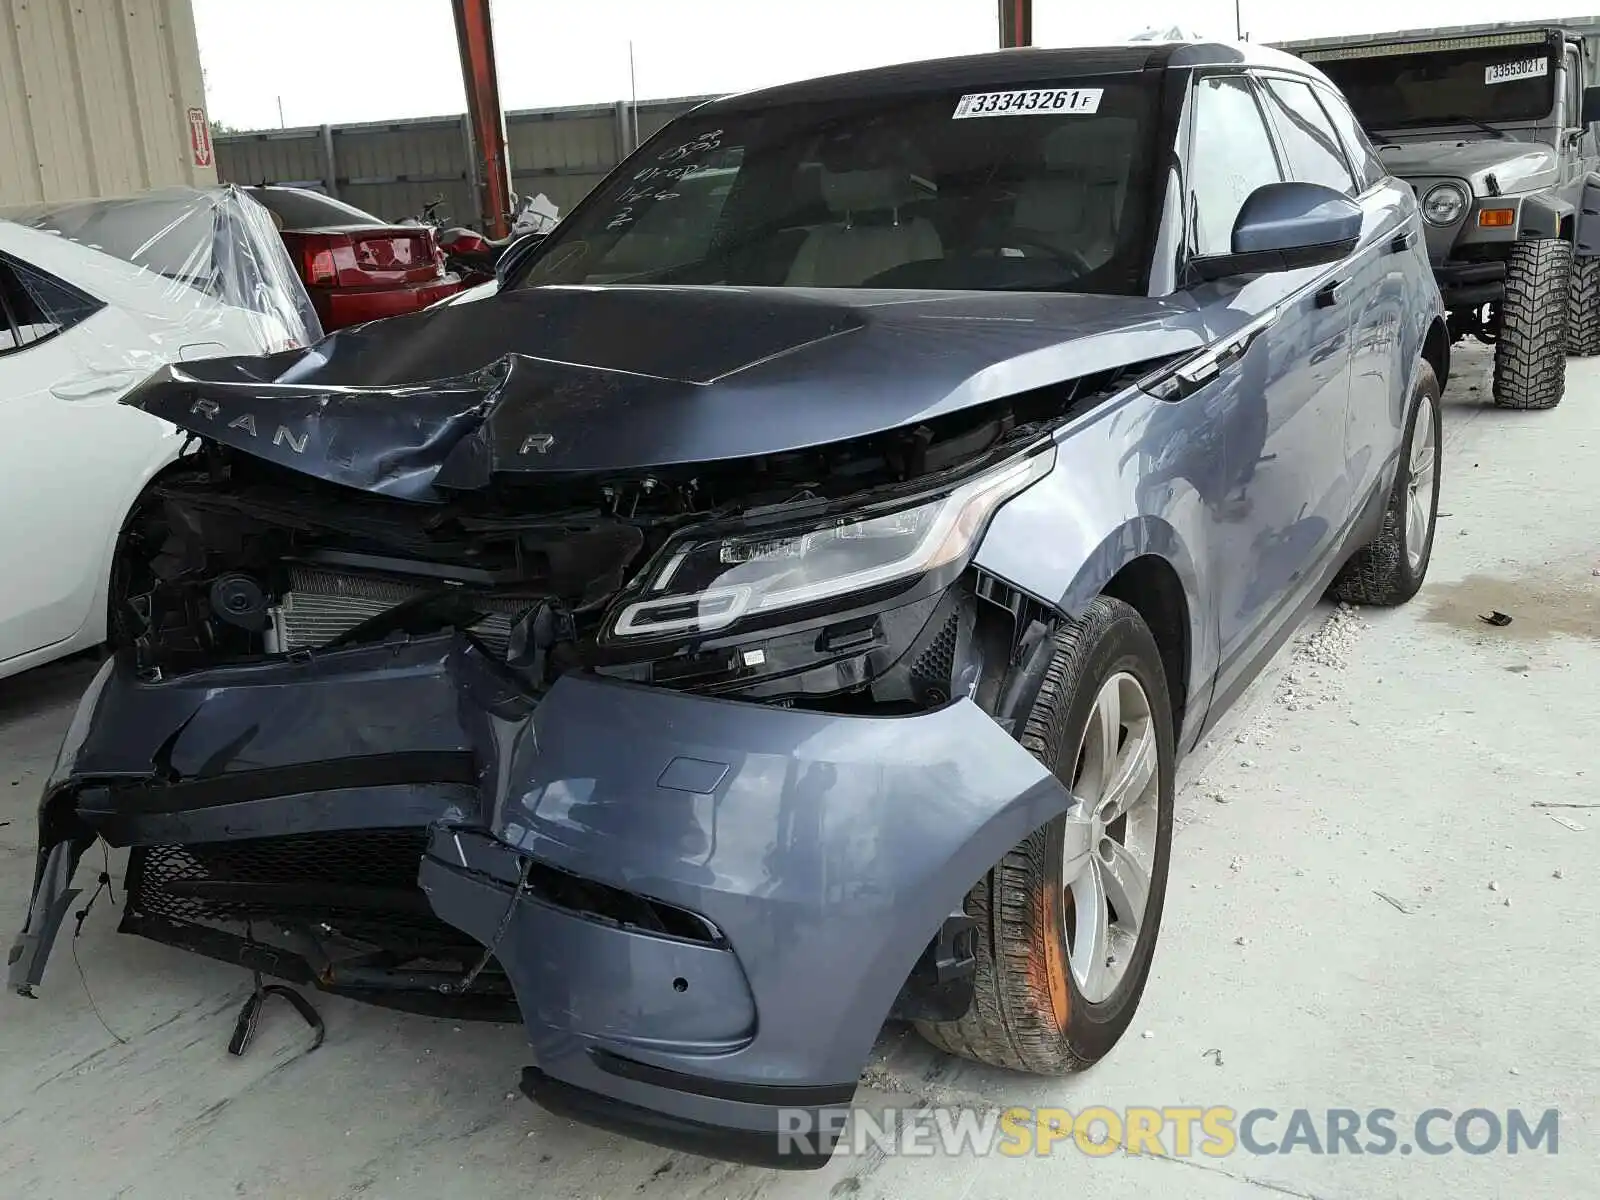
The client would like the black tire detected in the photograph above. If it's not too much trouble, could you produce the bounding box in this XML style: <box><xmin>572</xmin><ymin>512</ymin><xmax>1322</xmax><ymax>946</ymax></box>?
<box><xmin>1492</xmin><ymin>238</ymin><xmax>1571</xmax><ymax>410</ymax></box>
<box><xmin>1330</xmin><ymin>362</ymin><xmax>1442</xmax><ymax>607</ymax></box>
<box><xmin>1569</xmin><ymin>254</ymin><xmax>1600</xmax><ymax>357</ymax></box>
<box><xmin>915</xmin><ymin>597</ymin><xmax>1175</xmax><ymax>1073</ymax></box>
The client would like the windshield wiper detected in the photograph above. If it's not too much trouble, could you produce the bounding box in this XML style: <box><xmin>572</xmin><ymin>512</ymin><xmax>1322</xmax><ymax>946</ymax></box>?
<box><xmin>1430</xmin><ymin>115</ymin><xmax>1511</xmax><ymax>140</ymax></box>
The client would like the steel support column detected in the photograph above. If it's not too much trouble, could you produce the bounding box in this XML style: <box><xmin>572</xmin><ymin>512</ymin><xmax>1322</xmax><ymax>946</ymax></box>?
<box><xmin>452</xmin><ymin>0</ymin><xmax>511</xmax><ymax>236</ymax></box>
<box><xmin>319</xmin><ymin>124</ymin><xmax>338</xmax><ymax>199</ymax></box>
<box><xmin>998</xmin><ymin>0</ymin><xmax>1031</xmax><ymax>48</ymax></box>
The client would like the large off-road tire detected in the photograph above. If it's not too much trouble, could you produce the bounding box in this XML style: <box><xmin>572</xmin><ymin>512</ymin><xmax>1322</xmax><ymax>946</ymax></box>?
<box><xmin>915</xmin><ymin>596</ymin><xmax>1175</xmax><ymax>1074</ymax></box>
<box><xmin>1330</xmin><ymin>362</ymin><xmax>1442</xmax><ymax>607</ymax></box>
<box><xmin>1492</xmin><ymin>238</ymin><xmax>1571</xmax><ymax>410</ymax></box>
<box><xmin>1568</xmin><ymin>254</ymin><xmax>1600</xmax><ymax>357</ymax></box>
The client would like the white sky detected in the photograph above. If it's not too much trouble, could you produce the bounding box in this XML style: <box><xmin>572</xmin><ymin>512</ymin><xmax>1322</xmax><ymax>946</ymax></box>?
<box><xmin>195</xmin><ymin>0</ymin><xmax>1539</xmax><ymax>130</ymax></box>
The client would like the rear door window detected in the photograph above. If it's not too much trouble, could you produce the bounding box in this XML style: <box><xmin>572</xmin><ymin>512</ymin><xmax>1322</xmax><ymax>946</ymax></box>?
<box><xmin>1188</xmin><ymin>74</ymin><xmax>1284</xmax><ymax>257</ymax></box>
<box><xmin>1259</xmin><ymin>77</ymin><xmax>1358</xmax><ymax>195</ymax></box>
<box><xmin>0</xmin><ymin>255</ymin><xmax>103</xmax><ymax>355</ymax></box>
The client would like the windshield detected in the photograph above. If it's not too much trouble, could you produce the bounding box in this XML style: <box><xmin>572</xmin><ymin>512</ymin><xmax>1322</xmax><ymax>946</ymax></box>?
<box><xmin>1315</xmin><ymin>41</ymin><xmax>1558</xmax><ymax>131</ymax></box>
<box><xmin>516</xmin><ymin>72</ymin><xmax>1162</xmax><ymax>296</ymax></box>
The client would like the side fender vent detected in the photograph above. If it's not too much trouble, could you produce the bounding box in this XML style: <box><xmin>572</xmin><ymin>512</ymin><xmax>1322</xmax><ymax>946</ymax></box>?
<box><xmin>910</xmin><ymin>611</ymin><xmax>959</xmax><ymax>693</ymax></box>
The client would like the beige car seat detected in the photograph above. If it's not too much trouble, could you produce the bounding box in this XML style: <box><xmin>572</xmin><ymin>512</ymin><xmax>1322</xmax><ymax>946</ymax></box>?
<box><xmin>785</xmin><ymin>167</ymin><xmax>942</xmax><ymax>287</ymax></box>
<box><xmin>1008</xmin><ymin>119</ymin><xmax>1135</xmax><ymax>270</ymax></box>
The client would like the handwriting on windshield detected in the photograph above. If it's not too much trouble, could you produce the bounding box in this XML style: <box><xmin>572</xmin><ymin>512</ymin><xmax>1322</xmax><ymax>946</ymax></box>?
<box><xmin>605</xmin><ymin>130</ymin><xmax>725</xmax><ymax>230</ymax></box>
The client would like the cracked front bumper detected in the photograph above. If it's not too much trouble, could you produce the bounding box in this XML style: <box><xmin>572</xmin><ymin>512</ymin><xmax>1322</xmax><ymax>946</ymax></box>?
<box><xmin>9</xmin><ymin>634</ymin><xmax>1069</xmax><ymax>1166</ymax></box>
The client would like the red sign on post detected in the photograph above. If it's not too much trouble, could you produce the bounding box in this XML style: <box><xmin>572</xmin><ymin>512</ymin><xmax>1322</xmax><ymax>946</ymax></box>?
<box><xmin>188</xmin><ymin>107</ymin><xmax>213</xmax><ymax>168</ymax></box>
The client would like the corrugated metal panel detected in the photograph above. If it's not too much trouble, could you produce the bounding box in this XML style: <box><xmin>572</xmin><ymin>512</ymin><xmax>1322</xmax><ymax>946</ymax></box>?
<box><xmin>0</xmin><ymin>0</ymin><xmax>215</xmax><ymax>207</ymax></box>
<box><xmin>219</xmin><ymin>129</ymin><xmax>326</xmax><ymax>190</ymax></box>
<box><xmin>215</xmin><ymin>95</ymin><xmax>715</xmax><ymax>229</ymax></box>
<box><xmin>1275</xmin><ymin>15</ymin><xmax>1600</xmax><ymax>53</ymax></box>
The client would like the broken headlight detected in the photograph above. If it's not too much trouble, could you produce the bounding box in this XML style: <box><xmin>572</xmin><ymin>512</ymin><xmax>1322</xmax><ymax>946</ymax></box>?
<box><xmin>609</xmin><ymin>445</ymin><xmax>1054</xmax><ymax>638</ymax></box>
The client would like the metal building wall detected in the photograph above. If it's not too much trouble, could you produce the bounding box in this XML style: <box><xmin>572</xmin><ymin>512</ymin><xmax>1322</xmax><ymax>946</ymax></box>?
<box><xmin>216</xmin><ymin>96</ymin><xmax>714</xmax><ymax>227</ymax></box>
<box><xmin>0</xmin><ymin>0</ymin><xmax>216</xmax><ymax>207</ymax></box>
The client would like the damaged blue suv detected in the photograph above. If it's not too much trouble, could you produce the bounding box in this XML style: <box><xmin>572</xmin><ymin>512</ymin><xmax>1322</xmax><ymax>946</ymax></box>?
<box><xmin>11</xmin><ymin>40</ymin><xmax>1446</xmax><ymax>1167</ymax></box>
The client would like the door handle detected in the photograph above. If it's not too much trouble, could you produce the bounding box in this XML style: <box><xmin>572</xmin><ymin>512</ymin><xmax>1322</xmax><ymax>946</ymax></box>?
<box><xmin>1388</xmin><ymin>228</ymin><xmax>1417</xmax><ymax>253</ymax></box>
<box><xmin>50</xmin><ymin>370</ymin><xmax>141</xmax><ymax>401</ymax></box>
<box><xmin>1315</xmin><ymin>279</ymin><xmax>1349</xmax><ymax>308</ymax></box>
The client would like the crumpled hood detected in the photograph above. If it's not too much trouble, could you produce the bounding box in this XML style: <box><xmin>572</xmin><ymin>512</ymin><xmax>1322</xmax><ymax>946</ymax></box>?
<box><xmin>120</xmin><ymin>284</ymin><xmax>1209</xmax><ymax>500</ymax></box>
<box><xmin>1375</xmin><ymin>139</ymin><xmax>1557</xmax><ymax>195</ymax></box>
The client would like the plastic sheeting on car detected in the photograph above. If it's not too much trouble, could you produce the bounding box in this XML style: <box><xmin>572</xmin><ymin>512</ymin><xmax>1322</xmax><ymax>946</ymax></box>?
<box><xmin>511</xmin><ymin>192</ymin><xmax>560</xmax><ymax>236</ymax></box>
<box><xmin>4</xmin><ymin>185</ymin><xmax>322</xmax><ymax>376</ymax></box>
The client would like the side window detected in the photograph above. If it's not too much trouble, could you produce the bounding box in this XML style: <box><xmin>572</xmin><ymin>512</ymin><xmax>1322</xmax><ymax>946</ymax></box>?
<box><xmin>1314</xmin><ymin>85</ymin><xmax>1386</xmax><ymax>189</ymax></box>
<box><xmin>0</xmin><ymin>256</ymin><xmax>101</xmax><ymax>355</ymax></box>
<box><xmin>1189</xmin><ymin>75</ymin><xmax>1284</xmax><ymax>257</ymax></box>
<box><xmin>1259</xmin><ymin>77</ymin><xmax>1358</xmax><ymax>195</ymax></box>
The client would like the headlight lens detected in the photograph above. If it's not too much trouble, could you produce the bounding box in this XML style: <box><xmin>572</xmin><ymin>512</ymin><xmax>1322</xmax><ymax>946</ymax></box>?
<box><xmin>1422</xmin><ymin>183</ymin><xmax>1469</xmax><ymax>227</ymax></box>
<box><xmin>609</xmin><ymin>446</ymin><xmax>1055</xmax><ymax>638</ymax></box>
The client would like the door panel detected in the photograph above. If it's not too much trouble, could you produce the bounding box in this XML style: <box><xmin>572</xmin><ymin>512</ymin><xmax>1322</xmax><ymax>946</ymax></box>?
<box><xmin>1342</xmin><ymin>182</ymin><xmax>1416</xmax><ymax>507</ymax></box>
<box><xmin>1184</xmin><ymin>74</ymin><xmax>1357</xmax><ymax>700</ymax></box>
<box><xmin>0</xmin><ymin>306</ymin><xmax>176</xmax><ymax>665</ymax></box>
<box><xmin>1293</xmin><ymin>81</ymin><xmax>1415</xmax><ymax>512</ymax></box>
<box><xmin>1206</xmin><ymin>266</ymin><xmax>1355</xmax><ymax>703</ymax></box>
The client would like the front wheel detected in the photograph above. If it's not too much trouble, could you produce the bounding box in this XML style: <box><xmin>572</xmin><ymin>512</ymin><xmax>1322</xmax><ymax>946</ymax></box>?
<box><xmin>915</xmin><ymin>596</ymin><xmax>1175</xmax><ymax>1074</ymax></box>
<box><xmin>1493</xmin><ymin>238</ymin><xmax>1571</xmax><ymax>409</ymax></box>
<box><xmin>1330</xmin><ymin>361</ymin><xmax>1442</xmax><ymax>607</ymax></box>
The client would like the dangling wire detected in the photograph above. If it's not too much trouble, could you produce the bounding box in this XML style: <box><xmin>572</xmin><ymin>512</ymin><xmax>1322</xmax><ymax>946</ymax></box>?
<box><xmin>449</xmin><ymin>856</ymin><xmax>532</xmax><ymax>995</ymax></box>
<box><xmin>72</xmin><ymin>843</ymin><xmax>127</xmax><ymax>1046</ymax></box>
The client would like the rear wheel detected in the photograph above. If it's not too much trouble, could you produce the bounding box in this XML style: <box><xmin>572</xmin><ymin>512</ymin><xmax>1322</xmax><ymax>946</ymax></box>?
<box><xmin>915</xmin><ymin>597</ymin><xmax>1175</xmax><ymax>1073</ymax></box>
<box><xmin>1568</xmin><ymin>254</ymin><xmax>1600</xmax><ymax>357</ymax></box>
<box><xmin>1492</xmin><ymin>238</ymin><xmax>1571</xmax><ymax>410</ymax></box>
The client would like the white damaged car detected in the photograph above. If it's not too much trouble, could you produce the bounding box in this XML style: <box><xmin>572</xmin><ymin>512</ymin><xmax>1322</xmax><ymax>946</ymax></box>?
<box><xmin>0</xmin><ymin>186</ymin><xmax>320</xmax><ymax>680</ymax></box>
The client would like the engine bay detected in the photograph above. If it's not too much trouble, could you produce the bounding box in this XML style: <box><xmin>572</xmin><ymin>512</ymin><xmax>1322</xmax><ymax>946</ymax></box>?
<box><xmin>113</xmin><ymin>371</ymin><xmax>1131</xmax><ymax>708</ymax></box>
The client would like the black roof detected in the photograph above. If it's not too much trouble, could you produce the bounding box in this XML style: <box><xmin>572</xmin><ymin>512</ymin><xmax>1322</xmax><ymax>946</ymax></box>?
<box><xmin>699</xmin><ymin>42</ymin><xmax>1320</xmax><ymax>112</ymax></box>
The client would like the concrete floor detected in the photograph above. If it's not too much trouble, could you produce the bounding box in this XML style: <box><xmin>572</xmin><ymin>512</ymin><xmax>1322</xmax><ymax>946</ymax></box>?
<box><xmin>2</xmin><ymin>346</ymin><xmax>1596</xmax><ymax>1200</ymax></box>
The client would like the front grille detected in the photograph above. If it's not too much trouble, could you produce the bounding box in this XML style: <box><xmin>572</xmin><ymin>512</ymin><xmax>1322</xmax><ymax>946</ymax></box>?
<box><xmin>271</xmin><ymin>565</ymin><xmax>531</xmax><ymax>655</ymax></box>
<box><xmin>125</xmin><ymin>828</ymin><xmax>721</xmax><ymax>950</ymax></box>
<box><xmin>126</xmin><ymin>828</ymin><xmax>466</xmax><ymax>953</ymax></box>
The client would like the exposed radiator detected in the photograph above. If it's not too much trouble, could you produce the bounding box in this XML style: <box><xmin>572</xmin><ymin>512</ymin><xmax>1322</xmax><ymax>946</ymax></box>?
<box><xmin>269</xmin><ymin>564</ymin><xmax>529</xmax><ymax>656</ymax></box>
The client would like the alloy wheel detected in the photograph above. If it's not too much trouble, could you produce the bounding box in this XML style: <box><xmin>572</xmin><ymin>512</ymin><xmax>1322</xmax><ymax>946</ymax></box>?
<box><xmin>1405</xmin><ymin>392</ymin><xmax>1438</xmax><ymax>572</ymax></box>
<box><xmin>1060</xmin><ymin>671</ymin><xmax>1161</xmax><ymax>1004</ymax></box>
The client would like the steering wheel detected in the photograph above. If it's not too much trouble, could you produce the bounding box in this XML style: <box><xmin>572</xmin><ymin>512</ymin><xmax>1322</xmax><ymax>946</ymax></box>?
<box><xmin>986</xmin><ymin>234</ymin><xmax>1094</xmax><ymax>277</ymax></box>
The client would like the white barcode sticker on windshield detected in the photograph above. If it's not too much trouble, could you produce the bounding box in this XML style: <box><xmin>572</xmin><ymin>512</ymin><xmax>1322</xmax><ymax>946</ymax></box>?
<box><xmin>953</xmin><ymin>88</ymin><xmax>1103</xmax><ymax>118</ymax></box>
<box><xmin>1486</xmin><ymin>57</ymin><xmax>1548</xmax><ymax>85</ymax></box>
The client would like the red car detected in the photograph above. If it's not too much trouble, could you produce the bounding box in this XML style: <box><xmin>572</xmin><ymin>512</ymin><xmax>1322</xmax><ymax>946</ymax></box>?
<box><xmin>244</xmin><ymin>186</ymin><xmax>462</xmax><ymax>331</ymax></box>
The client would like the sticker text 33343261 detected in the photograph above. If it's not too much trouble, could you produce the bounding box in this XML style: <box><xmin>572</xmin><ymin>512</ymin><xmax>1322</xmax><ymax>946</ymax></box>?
<box><xmin>953</xmin><ymin>88</ymin><xmax>1103</xmax><ymax>118</ymax></box>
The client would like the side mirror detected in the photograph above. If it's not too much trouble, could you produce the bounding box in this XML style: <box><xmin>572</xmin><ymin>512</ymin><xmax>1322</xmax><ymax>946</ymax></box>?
<box><xmin>1191</xmin><ymin>182</ymin><xmax>1362</xmax><ymax>281</ymax></box>
<box><xmin>1583</xmin><ymin>85</ymin><xmax>1600</xmax><ymax>125</ymax></box>
<box><xmin>494</xmin><ymin>231</ymin><xmax>546</xmax><ymax>290</ymax></box>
